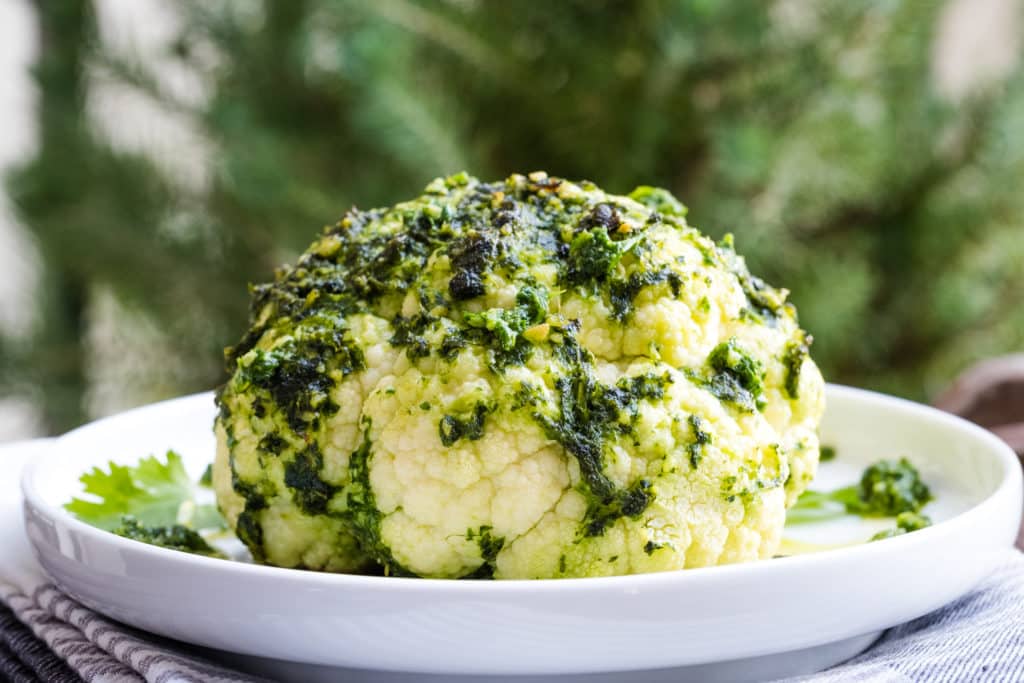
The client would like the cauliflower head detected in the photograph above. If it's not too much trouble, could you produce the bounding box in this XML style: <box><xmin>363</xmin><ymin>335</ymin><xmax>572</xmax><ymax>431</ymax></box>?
<box><xmin>213</xmin><ymin>172</ymin><xmax>825</xmax><ymax>579</ymax></box>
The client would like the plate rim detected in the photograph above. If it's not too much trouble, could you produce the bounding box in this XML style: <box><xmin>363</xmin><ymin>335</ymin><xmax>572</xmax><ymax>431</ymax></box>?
<box><xmin>20</xmin><ymin>383</ymin><xmax>1023</xmax><ymax>594</ymax></box>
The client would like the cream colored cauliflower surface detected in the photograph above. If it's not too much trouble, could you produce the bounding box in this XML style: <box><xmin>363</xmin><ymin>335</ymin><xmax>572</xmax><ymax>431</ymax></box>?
<box><xmin>213</xmin><ymin>172</ymin><xmax>825</xmax><ymax>578</ymax></box>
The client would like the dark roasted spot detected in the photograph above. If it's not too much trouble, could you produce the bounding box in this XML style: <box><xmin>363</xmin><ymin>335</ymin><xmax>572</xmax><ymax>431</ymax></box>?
<box><xmin>449</xmin><ymin>270</ymin><xmax>486</xmax><ymax>300</ymax></box>
<box><xmin>448</xmin><ymin>232</ymin><xmax>497</xmax><ymax>301</ymax></box>
<box><xmin>579</xmin><ymin>203</ymin><xmax>621</xmax><ymax>233</ymax></box>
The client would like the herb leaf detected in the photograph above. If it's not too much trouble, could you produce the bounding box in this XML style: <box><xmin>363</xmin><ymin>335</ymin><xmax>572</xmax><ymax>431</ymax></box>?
<box><xmin>65</xmin><ymin>451</ymin><xmax>223</xmax><ymax>532</ymax></box>
<box><xmin>785</xmin><ymin>486</ymin><xmax>861</xmax><ymax>524</ymax></box>
<box><xmin>787</xmin><ymin>457</ymin><xmax>932</xmax><ymax>525</ymax></box>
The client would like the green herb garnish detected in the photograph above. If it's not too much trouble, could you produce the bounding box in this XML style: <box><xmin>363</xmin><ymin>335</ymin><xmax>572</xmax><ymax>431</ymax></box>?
<box><xmin>65</xmin><ymin>451</ymin><xmax>225</xmax><ymax>557</ymax></box>
<box><xmin>788</xmin><ymin>457</ymin><xmax>932</xmax><ymax>525</ymax></box>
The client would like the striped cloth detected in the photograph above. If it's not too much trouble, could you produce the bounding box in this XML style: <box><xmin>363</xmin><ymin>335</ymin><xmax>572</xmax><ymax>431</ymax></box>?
<box><xmin>0</xmin><ymin>599</ymin><xmax>79</xmax><ymax>683</ymax></box>
<box><xmin>788</xmin><ymin>550</ymin><xmax>1024</xmax><ymax>682</ymax></box>
<box><xmin>0</xmin><ymin>582</ymin><xmax>265</xmax><ymax>683</ymax></box>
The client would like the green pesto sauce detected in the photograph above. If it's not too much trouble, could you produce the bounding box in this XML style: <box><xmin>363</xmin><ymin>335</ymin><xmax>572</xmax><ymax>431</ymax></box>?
<box><xmin>783</xmin><ymin>332</ymin><xmax>811</xmax><ymax>399</ymax></box>
<box><xmin>439</xmin><ymin>402</ymin><xmax>492</xmax><ymax>447</ymax></box>
<box><xmin>283</xmin><ymin>444</ymin><xmax>339</xmax><ymax>516</ymax></box>
<box><xmin>870</xmin><ymin>511</ymin><xmax>932</xmax><ymax>541</ymax></box>
<box><xmin>462</xmin><ymin>285</ymin><xmax>548</xmax><ymax>353</ymax></box>
<box><xmin>563</xmin><ymin>225</ymin><xmax>629</xmax><ymax>289</ymax></box>
<box><xmin>717</xmin><ymin>233</ymin><xmax>792</xmax><ymax>325</ymax></box>
<box><xmin>643</xmin><ymin>540</ymin><xmax>665</xmax><ymax>555</ymax></box>
<box><xmin>114</xmin><ymin>516</ymin><xmax>224</xmax><ymax>559</ymax></box>
<box><xmin>788</xmin><ymin>457</ymin><xmax>932</xmax><ymax>526</ymax></box>
<box><xmin>687</xmin><ymin>414</ymin><xmax>712</xmax><ymax>468</ymax></box>
<box><xmin>462</xmin><ymin>525</ymin><xmax>506</xmax><ymax>578</ymax></box>
<box><xmin>608</xmin><ymin>268</ymin><xmax>682</xmax><ymax>321</ymax></box>
<box><xmin>346</xmin><ymin>427</ymin><xmax>417</xmax><ymax>577</ymax></box>
<box><xmin>527</xmin><ymin>324</ymin><xmax>669</xmax><ymax>537</ymax></box>
<box><xmin>854</xmin><ymin>458</ymin><xmax>933</xmax><ymax>516</ymax></box>
<box><xmin>721</xmin><ymin>464</ymin><xmax>787</xmax><ymax>504</ymax></box>
<box><xmin>701</xmin><ymin>337</ymin><xmax>766</xmax><ymax>412</ymax></box>
<box><xmin>216</xmin><ymin>172</ymin><xmax>814</xmax><ymax>576</ymax></box>
<box><xmin>237</xmin><ymin>327</ymin><xmax>361</xmax><ymax>433</ymax></box>
<box><xmin>258</xmin><ymin>432</ymin><xmax>288</xmax><ymax>455</ymax></box>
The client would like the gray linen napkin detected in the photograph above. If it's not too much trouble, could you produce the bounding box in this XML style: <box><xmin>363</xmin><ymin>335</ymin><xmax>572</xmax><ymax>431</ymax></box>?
<box><xmin>0</xmin><ymin>582</ymin><xmax>267</xmax><ymax>683</ymax></box>
<box><xmin>0</xmin><ymin>598</ymin><xmax>81</xmax><ymax>682</ymax></box>
<box><xmin>789</xmin><ymin>549</ymin><xmax>1024</xmax><ymax>683</ymax></box>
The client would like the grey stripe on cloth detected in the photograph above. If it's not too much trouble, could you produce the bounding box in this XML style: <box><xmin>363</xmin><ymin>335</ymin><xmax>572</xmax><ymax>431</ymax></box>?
<box><xmin>0</xmin><ymin>637</ymin><xmax>41</xmax><ymax>683</ymax></box>
<box><xmin>786</xmin><ymin>550</ymin><xmax>1024</xmax><ymax>682</ymax></box>
<box><xmin>0</xmin><ymin>584</ymin><xmax>144</xmax><ymax>683</ymax></box>
<box><xmin>30</xmin><ymin>585</ymin><xmax>268</xmax><ymax>683</ymax></box>
<box><xmin>0</xmin><ymin>582</ymin><xmax>269</xmax><ymax>683</ymax></box>
<box><xmin>0</xmin><ymin>601</ymin><xmax>81</xmax><ymax>683</ymax></box>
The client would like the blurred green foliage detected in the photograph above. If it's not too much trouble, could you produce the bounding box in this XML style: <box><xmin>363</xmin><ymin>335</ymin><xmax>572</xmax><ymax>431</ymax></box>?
<box><xmin>5</xmin><ymin>0</ymin><xmax>1024</xmax><ymax>433</ymax></box>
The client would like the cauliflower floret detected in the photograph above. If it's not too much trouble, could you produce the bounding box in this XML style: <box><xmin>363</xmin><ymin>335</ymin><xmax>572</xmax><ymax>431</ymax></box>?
<box><xmin>213</xmin><ymin>172</ymin><xmax>825</xmax><ymax>578</ymax></box>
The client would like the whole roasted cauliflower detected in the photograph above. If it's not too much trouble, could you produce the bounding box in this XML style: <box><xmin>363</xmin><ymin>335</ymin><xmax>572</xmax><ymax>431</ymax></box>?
<box><xmin>213</xmin><ymin>172</ymin><xmax>825</xmax><ymax>579</ymax></box>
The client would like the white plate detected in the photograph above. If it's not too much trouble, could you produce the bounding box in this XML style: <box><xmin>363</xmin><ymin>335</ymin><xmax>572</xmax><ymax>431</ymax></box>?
<box><xmin>21</xmin><ymin>385</ymin><xmax>1022</xmax><ymax>681</ymax></box>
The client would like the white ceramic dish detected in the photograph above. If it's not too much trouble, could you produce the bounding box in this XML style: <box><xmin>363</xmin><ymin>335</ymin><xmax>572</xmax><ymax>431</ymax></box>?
<box><xmin>21</xmin><ymin>385</ymin><xmax>1022</xmax><ymax>681</ymax></box>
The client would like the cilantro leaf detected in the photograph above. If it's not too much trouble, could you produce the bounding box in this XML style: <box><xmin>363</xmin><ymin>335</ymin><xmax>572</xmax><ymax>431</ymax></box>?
<box><xmin>65</xmin><ymin>450</ymin><xmax>222</xmax><ymax>531</ymax></box>
<box><xmin>785</xmin><ymin>486</ymin><xmax>861</xmax><ymax>525</ymax></box>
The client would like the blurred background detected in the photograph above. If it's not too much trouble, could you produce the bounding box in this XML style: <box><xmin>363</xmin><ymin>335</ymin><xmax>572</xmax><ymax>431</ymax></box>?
<box><xmin>1</xmin><ymin>0</ymin><xmax>1023</xmax><ymax>442</ymax></box>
